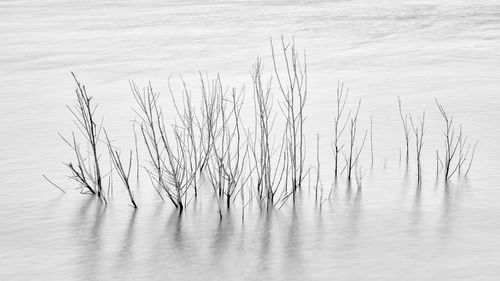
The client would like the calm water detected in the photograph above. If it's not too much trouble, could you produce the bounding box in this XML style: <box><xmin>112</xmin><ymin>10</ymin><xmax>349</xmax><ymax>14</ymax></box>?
<box><xmin>1</xmin><ymin>0</ymin><xmax>500</xmax><ymax>280</ymax></box>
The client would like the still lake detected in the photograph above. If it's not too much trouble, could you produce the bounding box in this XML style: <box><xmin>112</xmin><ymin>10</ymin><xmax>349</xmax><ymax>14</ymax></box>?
<box><xmin>1</xmin><ymin>0</ymin><xmax>500</xmax><ymax>280</ymax></box>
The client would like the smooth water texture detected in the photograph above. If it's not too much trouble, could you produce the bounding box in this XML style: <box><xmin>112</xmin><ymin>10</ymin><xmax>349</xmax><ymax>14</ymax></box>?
<box><xmin>1</xmin><ymin>1</ymin><xmax>500</xmax><ymax>280</ymax></box>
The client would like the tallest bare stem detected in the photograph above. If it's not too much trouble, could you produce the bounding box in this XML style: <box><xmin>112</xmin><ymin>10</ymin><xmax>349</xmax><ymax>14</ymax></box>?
<box><xmin>271</xmin><ymin>37</ymin><xmax>307</xmax><ymax>197</ymax></box>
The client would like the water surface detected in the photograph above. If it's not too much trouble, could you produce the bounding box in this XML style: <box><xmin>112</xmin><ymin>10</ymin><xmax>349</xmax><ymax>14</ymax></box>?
<box><xmin>1</xmin><ymin>1</ymin><xmax>500</xmax><ymax>280</ymax></box>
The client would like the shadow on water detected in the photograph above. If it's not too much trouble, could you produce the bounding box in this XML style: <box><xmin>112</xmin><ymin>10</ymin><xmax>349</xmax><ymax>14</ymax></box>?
<box><xmin>283</xmin><ymin>204</ymin><xmax>304</xmax><ymax>280</ymax></box>
<box><xmin>438</xmin><ymin>178</ymin><xmax>470</xmax><ymax>246</ymax></box>
<box><xmin>345</xmin><ymin>179</ymin><xmax>362</xmax><ymax>206</ymax></box>
<box><xmin>398</xmin><ymin>161</ymin><xmax>411</xmax><ymax>200</ymax></box>
<box><xmin>314</xmin><ymin>202</ymin><xmax>325</xmax><ymax>246</ymax></box>
<box><xmin>439</xmin><ymin>180</ymin><xmax>460</xmax><ymax>244</ymax></box>
<box><xmin>211</xmin><ymin>210</ymin><xmax>234</xmax><ymax>262</ymax></box>
<box><xmin>166</xmin><ymin>208</ymin><xmax>185</xmax><ymax>251</ymax></box>
<box><xmin>339</xmin><ymin>180</ymin><xmax>363</xmax><ymax>253</ymax></box>
<box><xmin>190</xmin><ymin>195</ymin><xmax>200</xmax><ymax>215</ymax></box>
<box><xmin>410</xmin><ymin>182</ymin><xmax>422</xmax><ymax>233</ymax></box>
<box><xmin>114</xmin><ymin>208</ymin><xmax>138</xmax><ymax>273</ymax></box>
<box><xmin>332</xmin><ymin>178</ymin><xmax>340</xmax><ymax>197</ymax></box>
<box><xmin>345</xmin><ymin>179</ymin><xmax>352</xmax><ymax>202</ymax></box>
<box><xmin>257</xmin><ymin>210</ymin><xmax>273</xmax><ymax>277</ymax></box>
<box><xmin>144</xmin><ymin>203</ymin><xmax>169</xmax><ymax>271</ymax></box>
<box><xmin>73</xmin><ymin>197</ymin><xmax>106</xmax><ymax>280</ymax></box>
